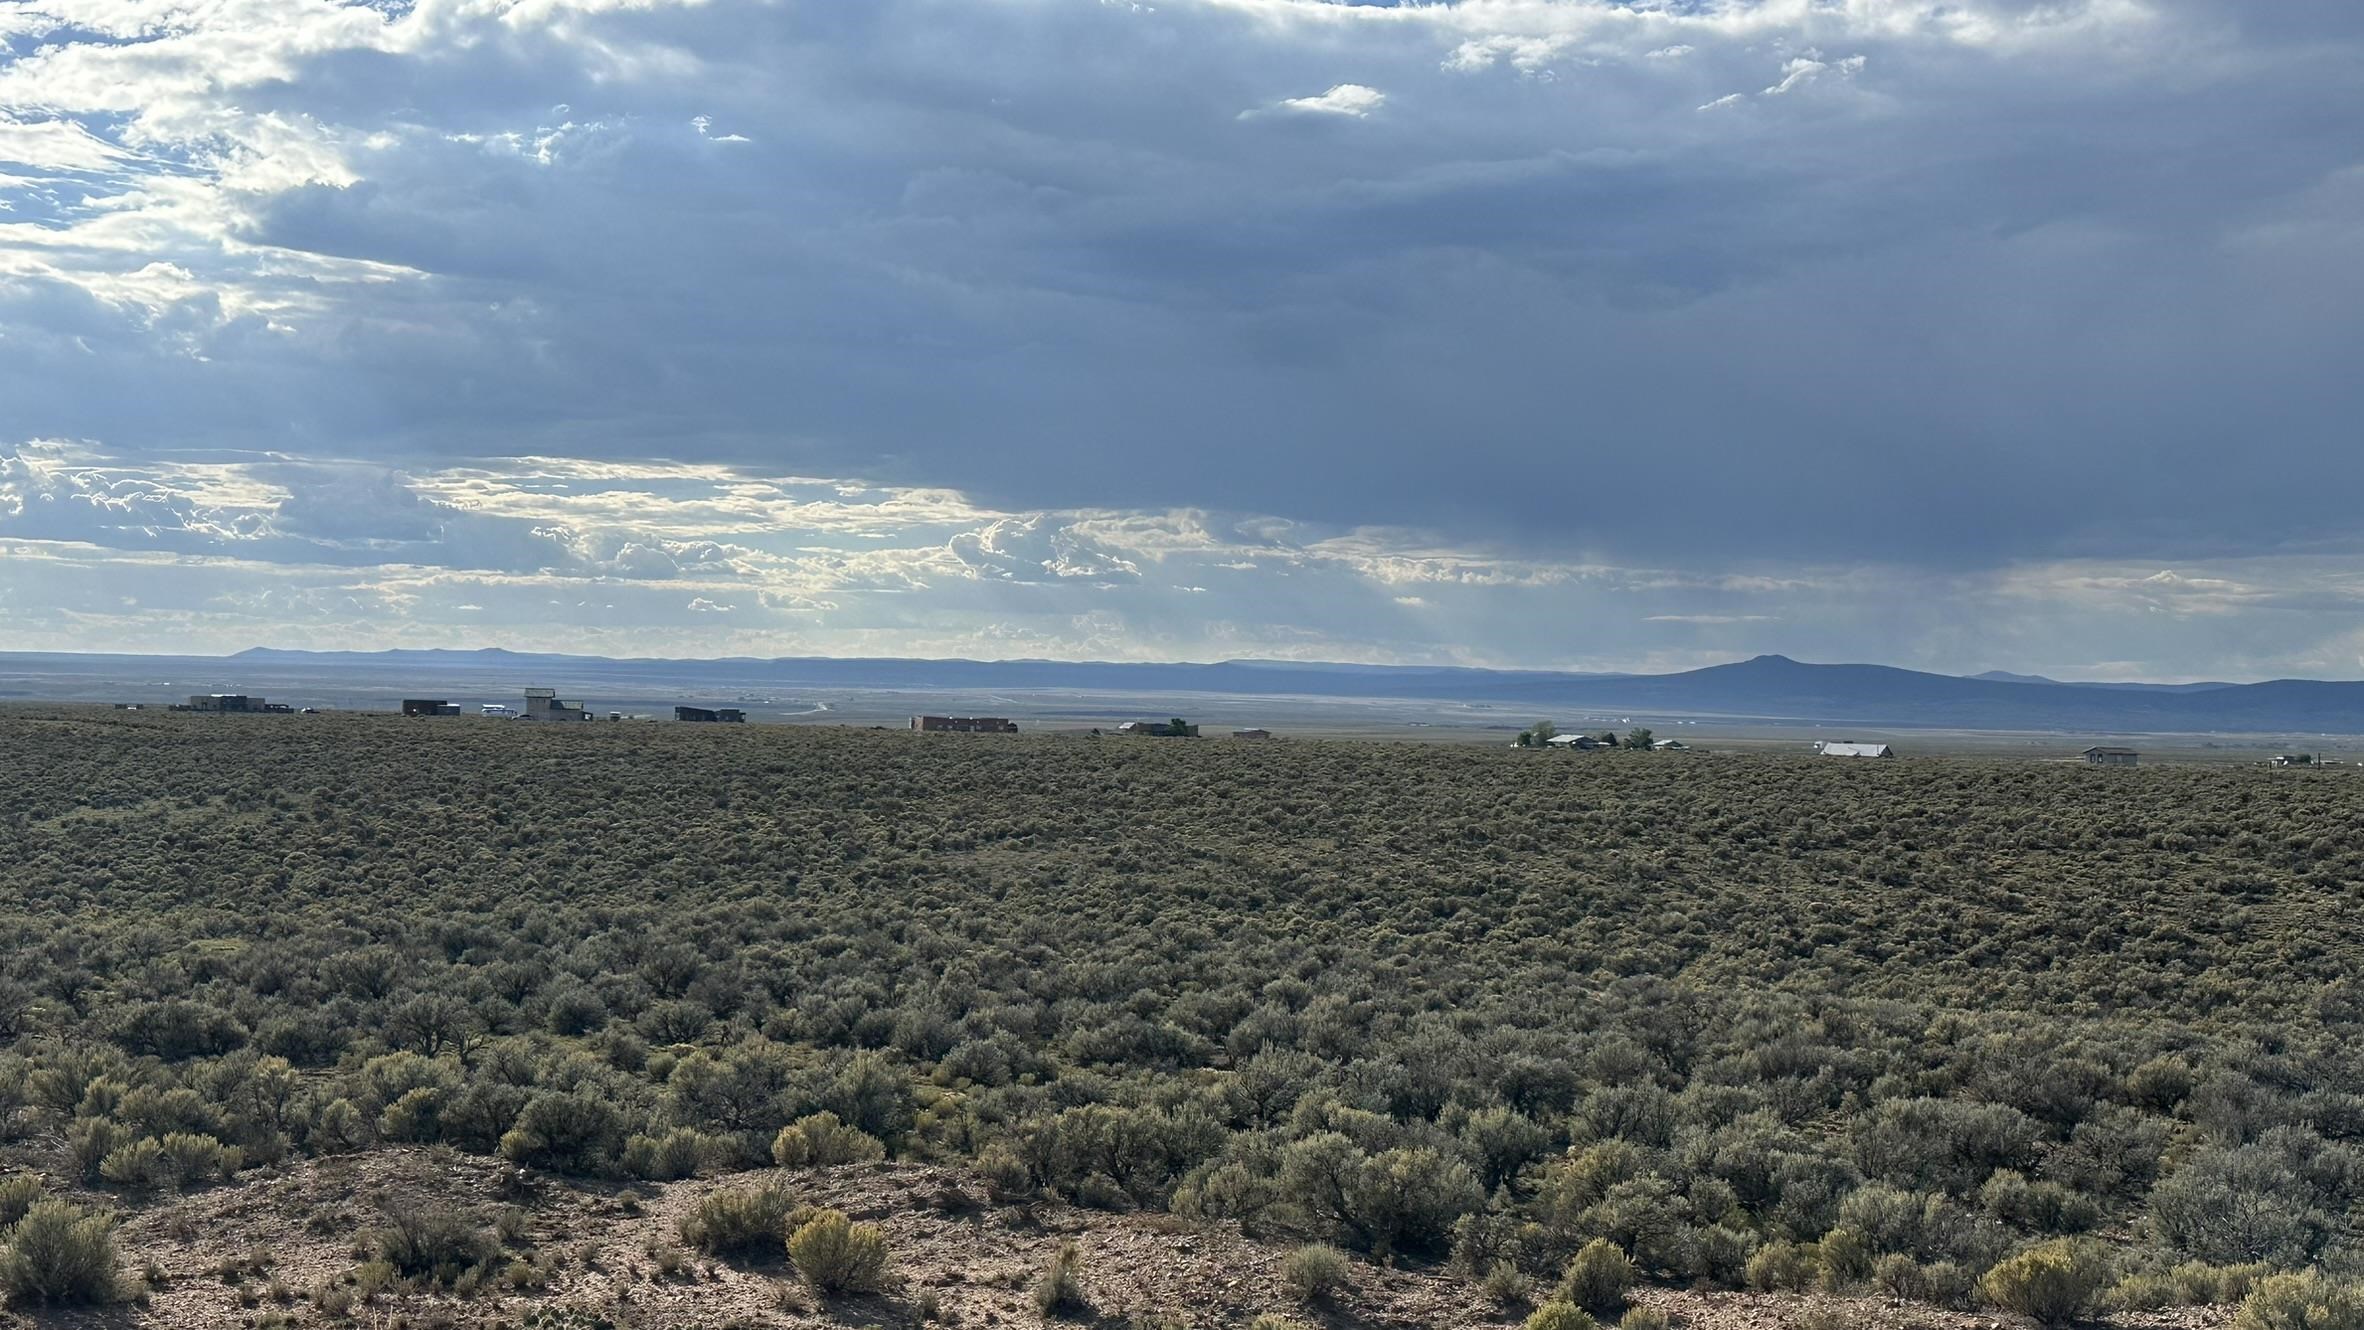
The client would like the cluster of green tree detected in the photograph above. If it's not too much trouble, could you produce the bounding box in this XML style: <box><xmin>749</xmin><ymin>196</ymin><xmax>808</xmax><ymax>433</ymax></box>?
<box><xmin>2</xmin><ymin>709</ymin><xmax>2363</xmax><ymax>1312</ymax></box>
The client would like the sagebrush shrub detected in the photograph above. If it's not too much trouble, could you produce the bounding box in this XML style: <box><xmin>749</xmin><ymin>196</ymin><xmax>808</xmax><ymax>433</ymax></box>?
<box><xmin>371</xmin><ymin>1202</ymin><xmax>494</xmax><ymax>1282</ymax></box>
<box><xmin>97</xmin><ymin>1139</ymin><xmax>163</xmax><ymax>1189</ymax></box>
<box><xmin>155</xmin><ymin>1132</ymin><xmax>240</xmax><ymax>1187</ymax></box>
<box><xmin>622</xmin><ymin>1128</ymin><xmax>708</xmax><ymax>1181</ymax></box>
<box><xmin>1559</xmin><ymin>1238</ymin><xmax>1636</xmax><ymax>1314</ymax></box>
<box><xmin>771</xmin><ymin>1112</ymin><xmax>885</xmax><ymax>1168</ymax></box>
<box><xmin>1523</xmin><ymin>1300</ymin><xmax>1600</xmax><ymax>1330</ymax></box>
<box><xmin>1279</xmin><ymin>1244</ymin><xmax>1349</xmax><ymax>1303</ymax></box>
<box><xmin>1745</xmin><ymin>1239</ymin><xmax>1819</xmax><ymax>1293</ymax></box>
<box><xmin>499</xmin><ymin>1093</ymin><xmax>626</xmax><ymax>1173</ymax></box>
<box><xmin>0</xmin><ymin>1175</ymin><xmax>38</xmax><ymax>1228</ymax></box>
<box><xmin>0</xmin><ymin>1200</ymin><xmax>118</xmax><ymax>1305</ymax></box>
<box><xmin>1816</xmin><ymin>1225</ymin><xmax>1874</xmax><ymax>1291</ymax></box>
<box><xmin>1481</xmin><ymin>1259</ymin><xmax>1533</xmax><ymax>1308</ymax></box>
<box><xmin>785</xmin><ymin>1208</ymin><xmax>887</xmax><ymax>1296</ymax></box>
<box><xmin>2234</xmin><ymin>1271</ymin><xmax>2364</xmax><ymax>1330</ymax></box>
<box><xmin>1978</xmin><ymin>1240</ymin><xmax>2109</xmax><ymax>1326</ymax></box>
<box><xmin>678</xmin><ymin>1184</ymin><xmax>794</xmax><ymax>1257</ymax></box>
<box><xmin>1033</xmin><ymin>1240</ymin><xmax>1088</xmax><ymax>1316</ymax></box>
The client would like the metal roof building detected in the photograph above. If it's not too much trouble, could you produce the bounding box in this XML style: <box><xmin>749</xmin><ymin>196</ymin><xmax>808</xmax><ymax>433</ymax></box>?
<box><xmin>1815</xmin><ymin>741</ymin><xmax>1894</xmax><ymax>758</ymax></box>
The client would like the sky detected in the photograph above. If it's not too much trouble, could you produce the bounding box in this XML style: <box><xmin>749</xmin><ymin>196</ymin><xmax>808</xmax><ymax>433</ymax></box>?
<box><xmin>1</xmin><ymin>0</ymin><xmax>2360</xmax><ymax>681</ymax></box>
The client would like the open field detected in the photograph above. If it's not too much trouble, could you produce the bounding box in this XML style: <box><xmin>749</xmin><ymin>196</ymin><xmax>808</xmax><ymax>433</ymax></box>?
<box><xmin>0</xmin><ymin>708</ymin><xmax>2360</xmax><ymax>1326</ymax></box>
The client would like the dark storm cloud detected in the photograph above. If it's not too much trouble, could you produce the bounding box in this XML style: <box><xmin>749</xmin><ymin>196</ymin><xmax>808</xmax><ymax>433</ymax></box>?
<box><xmin>3</xmin><ymin>0</ymin><xmax>2363</xmax><ymax>671</ymax></box>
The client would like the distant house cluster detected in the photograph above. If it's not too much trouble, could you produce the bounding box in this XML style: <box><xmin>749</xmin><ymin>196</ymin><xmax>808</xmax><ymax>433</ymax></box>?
<box><xmin>175</xmin><ymin>694</ymin><xmax>291</xmax><ymax>714</ymax></box>
<box><xmin>676</xmin><ymin>706</ymin><xmax>746</xmax><ymax>723</ymax></box>
<box><xmin>1815</xmin><ymin>741</ymin><xmax>1894</xmax><ymax>758</ymax></box>
<box><xmin>913</xmin><ymin>715</ymin><xmax>1018</xmax><ymax>733</ymax></box>
<box><xmin>2083</xmin><ymin>746</ymin><xmax>2138</xmax><ymax>766</ymax></box>
<box><xmin>1118</xmin><ymin>720</ymin><xmax>1199</xmax><ymax>737</ymax></box>
<box><xmin>1545</xmin><ymin>733</ymin><xmax>1616</xmax><ymax>750</ymax></box>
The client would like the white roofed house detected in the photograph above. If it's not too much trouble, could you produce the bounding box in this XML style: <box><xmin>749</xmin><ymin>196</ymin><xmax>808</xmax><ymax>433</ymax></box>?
<box><xmin>1815</xmin><ymin>741</ymin><xmax>1894</xmax><ymax>758</ymax></box>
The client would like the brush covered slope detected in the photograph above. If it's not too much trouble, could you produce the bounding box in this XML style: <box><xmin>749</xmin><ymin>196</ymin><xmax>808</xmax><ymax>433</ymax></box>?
<box><xmin>0</xmin><ymin>709</ymin><xmax>2358</xmax><ymax>1325</ymax></box>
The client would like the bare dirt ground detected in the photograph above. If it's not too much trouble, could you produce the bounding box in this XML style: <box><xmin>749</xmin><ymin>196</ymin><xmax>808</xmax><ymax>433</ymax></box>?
<box><xmin>0</xmin><ymin>1150</ymin><xmax>2240</xmax><ymax>1330</ymax></box>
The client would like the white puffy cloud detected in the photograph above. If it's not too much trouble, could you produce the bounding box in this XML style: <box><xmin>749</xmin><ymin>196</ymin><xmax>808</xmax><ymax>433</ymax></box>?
<box><xmin>1264</xmin><ymin>83</ymin><xmax>1387</xmax><ymax>118</ymax></box>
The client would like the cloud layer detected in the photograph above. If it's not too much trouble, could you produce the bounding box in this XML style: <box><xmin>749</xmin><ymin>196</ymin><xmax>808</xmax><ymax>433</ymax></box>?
<box><xmin>10</xmin><ymin>441</ymin><xmax>2364</xmax><ymax>681</ymax></box>
<box><xmin>2</xmin><ymin>0</ymin><xmax>2361</xmax><ymax>675</ymax></box>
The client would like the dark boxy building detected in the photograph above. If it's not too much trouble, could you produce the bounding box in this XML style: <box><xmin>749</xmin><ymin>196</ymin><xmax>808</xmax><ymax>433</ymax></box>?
<box><xmin>402</xmin><ymin>699</ymin><xmax>462</xmax><ymax>716</ymax></box>
<box><xmin>522</xmin><ymin>688</ymin><xmax>591</xmax><ymax>722</ymax></box>
<box><xmin>676</xmin><ymin>706</ymin><xmax>746</xmax><ymax>723</ymax></box>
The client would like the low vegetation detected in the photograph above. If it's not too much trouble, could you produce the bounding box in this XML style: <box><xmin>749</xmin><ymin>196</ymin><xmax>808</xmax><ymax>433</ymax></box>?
<box><xmin>5</xmin><ymin>708</ymin><xmax>2364</xmax><ymax>1318</ymax></box>
<box><xmin>784</xmin><ymin>1207</ymin><xmax>888</xmax><ymax>1296</ymax></box>
<box><xmin>0</xmin><ymin>1199</ymin><xmax>118</xmax><ymax>1305</ymax></box>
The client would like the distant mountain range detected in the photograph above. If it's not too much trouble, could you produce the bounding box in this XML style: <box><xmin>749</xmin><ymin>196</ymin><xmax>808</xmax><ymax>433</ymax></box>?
<box><xmin>6</xmin><ymin>646</ymin><xmax>2364</xmax><ymax>733</ymax></box>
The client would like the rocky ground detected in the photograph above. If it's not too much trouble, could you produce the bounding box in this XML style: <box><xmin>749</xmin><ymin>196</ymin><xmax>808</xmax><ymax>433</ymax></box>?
<box><xmin>0</xmin><ymin>1150</ymin><xmax>2239</xmax><ymax>1330</ymax></box>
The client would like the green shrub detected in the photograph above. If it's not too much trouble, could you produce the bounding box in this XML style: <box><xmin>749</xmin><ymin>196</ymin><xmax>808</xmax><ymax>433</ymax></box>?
<box><xmin>1033</xmin><ymin>1240</ymin><xmax>1088</xmax><ymax>1316</ymax></box>
<box><xmin>2149</xmin><ymin>1145</ymin><xmax>2334</xmax><ymax>1267</ymax></box>
<box><xmin>377</xmin><ymin>1085</ymin><xmax>443</xmax><ymax>1144</ymax></box>
<box><xmin>2107</xmin><ymin>1270</ymin><xmax>2178</xmax><ymax>1312</ymax></box>
<box><xmin>785</xmin><ymin>1208</ymin><xmax>887</xmax><ymax>1296</ymax></box>
<box><xmin>1279</xmin><ymin>1243</ymin><xmax>1350</xmax><ymax>1303</ymax></box>
<box><xmin>2234</xmin><ymin>1271</ymin><xmax>2364</xmax><ymax>1330</ymax></box>
<box><xmin>0</xmin><ymin>1200</ymin><xmax>119</xmax><ymax>1305</ymax></box>
<box><xmin>1618</xmin><ymin>1308</ymin><xmax>1669</xmax><ymax>1330</ymax></box>
<box><xmin>97</xmin><ymin>1139</ymin><xmax>163</xmax><ymax>1189</ymax></box>
<box><xmin>771</xmin><ymin>1112</ymin><xmax>886</xmax><ymax>1168</ymax></box>
<box><xmin>67</xmin><ymin>1118</ymin><xmax>126</xmax><ymax>1181</ymax></box>
<box><xmin>311</xmin><ymin>1098</ymin><xmax>368</xmax><ymax>1153</ymax></box>
<box><xmin>0</xmin><ymin>1175</ymin><xmax>38</xmax><ymax>1229</ymax></box>
<box><xmin>2177</xmin><ymin>1260</ymin><xmax>2278</xmax><ymax>1305</ymax></box>
<box><xmin>1684</xmin><ymin>1223</ymin><xmax>1754</xmax><ymax>1289</ymax></box>
<box><xmin>1816</xmin><ymin>1225</ymin><xmax>1874</xmax><ymax>1291</ymax></box>
<box><xmin>1524</xmin><ymin>1300</ymin><xmax>1600</xmax><ymax>1330</ymax></box>
<box><xmin>498</xmin><ymin>1093</ymin><xmax>626</xmax><ymax>1174</ymax></box>
<box><xmin>622</xmin><ymin>1128</ymin><xmax>709</xmax><ymax>1181</ymax></box>
<box><xmin>156</xmin><ymin>1132</ymin><xmax>240</xmax><ymax>1187</ymax></box>
<box><xmin>678</xmin><ymin>1184</ymin><xmax>794</xmax><ymax>1257</ymax></box>
<box><xmin>370</xmin><ymin>1202</ymin><xmax>494</xmax><ymax>1283</ymax></box>
<box><xmin>1746</xmin><ymin>1238</ymin><xmax>1819</xmax><ymax>1293</ymax></box>
<box><xmin>1481</xmin><ymin>1259</ymin><xmax>1534</xmax><ymax>1309</ymax></box>
<box><xmin>1977</xmin><ymin>1240</ymin><xmax>2109</xmax><ymax>1326</ymax></box>
<box><xmin>1873</xmin><ymin>1253</ymin><xmax>1970</xmax><ymax>1307</ymax></box>
<box><xmin>1979</xmin><ymin>1169</ymin><xmax>2102</xmax><ymax>1234</ymax></box>
<box><xmin>1559</xmin><ymin>1238</ymin><xmax>1636</xmax><ymax>1314</ymax></box>
<box><xmin>545</xmin><ymin>985</ymin><xmax>610</xmax><ymax>1036</ymax></box>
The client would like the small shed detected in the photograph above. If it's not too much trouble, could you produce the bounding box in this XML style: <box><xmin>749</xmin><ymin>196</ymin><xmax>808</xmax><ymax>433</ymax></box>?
<box><xmin>2082</xmin><ymin>746</ymin><xmax>2138</xmax><ymax>766</ymax></box>
<box><xmin>1232</xmin><ymin>728</ymin><xmax>1272</xmax><ymax>741</ymax></box>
